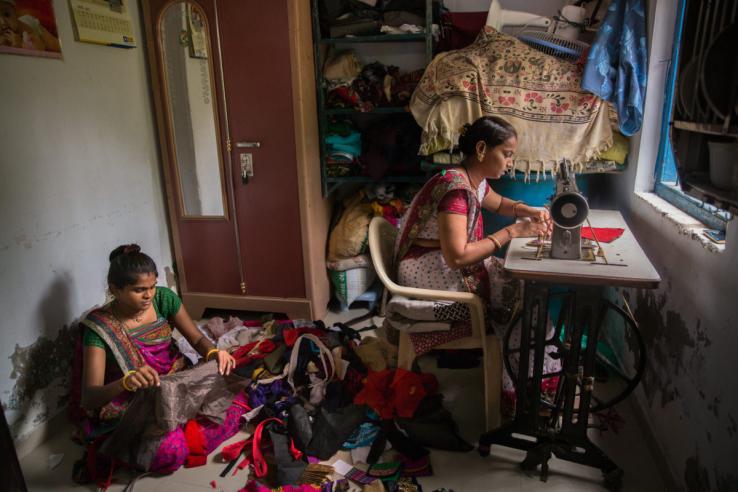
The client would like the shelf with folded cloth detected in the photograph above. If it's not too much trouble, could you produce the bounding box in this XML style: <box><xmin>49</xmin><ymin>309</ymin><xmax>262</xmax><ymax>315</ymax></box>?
<box><xmin>324</xmin><ymin>175</ymin><xmax>428</xmax><ymax>196</ymax></box>
<box><xmin>320</xmin><ymin>33</ymin><xmax>427</xmax><ymax>44</ymax></box>
<box><xmin>325</xmin><ymin>106</ymin><xmax>410</xmax><ymax>116</ymax></box>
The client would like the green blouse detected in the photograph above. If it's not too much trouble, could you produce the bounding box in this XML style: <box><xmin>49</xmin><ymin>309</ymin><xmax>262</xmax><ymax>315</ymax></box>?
<box><xmin>83</xmin><ymin>287</ymin><xmax>182</xmax><ymax>354</ymax></box>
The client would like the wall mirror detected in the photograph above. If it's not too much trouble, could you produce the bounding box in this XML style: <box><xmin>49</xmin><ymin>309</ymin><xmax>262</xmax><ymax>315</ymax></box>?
<box><xmin>159</xmin><ymin>2</ymin><xmax>226</xmax><ymax>217</ymax></box>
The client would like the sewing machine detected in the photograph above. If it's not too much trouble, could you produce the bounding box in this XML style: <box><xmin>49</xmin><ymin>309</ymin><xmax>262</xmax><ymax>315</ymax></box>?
<box><xmin>480</xmin><ymin>207</ymin><xmax>661</xmax><ymax>489</ymax></box>
<box><xmin>550</xmin><ymin>160</ymin><xmax>589</xmax><ymax>260</ymax></box>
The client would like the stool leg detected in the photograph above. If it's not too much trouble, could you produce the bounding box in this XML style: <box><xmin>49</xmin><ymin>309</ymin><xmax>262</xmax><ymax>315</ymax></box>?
<box><xmin>397</xmin><ymin>331</ymin><xmax>415</xmax><ymax>370</ymax></box>
<box><xmin>484</xmin><ymin>335</ymin><xmax>503</xmax><ymax>430</ymax></box>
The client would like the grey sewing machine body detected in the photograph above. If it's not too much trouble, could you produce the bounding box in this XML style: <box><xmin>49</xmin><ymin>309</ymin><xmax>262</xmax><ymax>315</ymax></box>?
<box><xmin>550</xmin><ymin>160</ymin><xmax>590</xmax><ymax>260</ymax></box>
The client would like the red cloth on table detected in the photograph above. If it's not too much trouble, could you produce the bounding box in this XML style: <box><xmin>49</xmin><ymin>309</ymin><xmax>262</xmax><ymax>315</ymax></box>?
<box><xmin>581</xmin><ymin>227</ymin><xmax>624</xmax><ymax>243</ymax></box>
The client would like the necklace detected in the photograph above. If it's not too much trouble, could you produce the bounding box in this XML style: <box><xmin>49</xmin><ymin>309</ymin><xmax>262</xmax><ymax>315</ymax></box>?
<box><xmin>464</xmin><ymin>167</ymin><xmax>480</xmax><ymax>190</ymax></box>
<box><xmin>111</xmin><ymin>301</ymin><xmax>147</xmax><ymax>328</ymax></box>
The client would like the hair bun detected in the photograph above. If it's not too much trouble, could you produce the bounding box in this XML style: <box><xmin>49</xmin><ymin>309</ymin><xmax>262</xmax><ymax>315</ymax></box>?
<box><xmin>109</xmin><ymin>244</ymin><xmax>142</xmax><ymax>262</ymax></box>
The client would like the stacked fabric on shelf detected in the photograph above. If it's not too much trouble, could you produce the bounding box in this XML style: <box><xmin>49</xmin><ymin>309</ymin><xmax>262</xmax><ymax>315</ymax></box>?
<box><xmin>318</xmin><ymin>0</ymin><xmax>435</xmax><ymax>40</ymax></box>
<box><xmin>324</xmin><ymin>51</ymin><xmax>425</xmax><ymax>113</ymax></box>
<box><xmin>325</xmin><ymin>120</ymin><xmax>362</xmax><ymax>177</ymax></box>
<box><xmin>166</xmin><ymin>316</ymin><xmax>471</xmax><ymax>491</ymax></box>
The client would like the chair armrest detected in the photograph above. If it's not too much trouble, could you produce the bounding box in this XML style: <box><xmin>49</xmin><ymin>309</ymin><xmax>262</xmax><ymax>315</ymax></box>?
<box><xmin>388</xmin><ymin>284</ymin><xmax>485</xmax><ymax>310</ymax></box>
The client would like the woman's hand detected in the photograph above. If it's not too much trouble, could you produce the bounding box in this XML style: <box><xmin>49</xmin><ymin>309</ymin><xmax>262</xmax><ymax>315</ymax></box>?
<box><xmin>518</xmin><ymin>204</ymin><xmax>551</xmax><ymax>228</ymax></box>
<box><xmin>511</xmin><ymin>218</ymin><xmax>548</xmax><ymax>238</ymax></box>
<box><xmin>123</xmin><ymin>365</ymin><xmax>160</xmax><ymax>391</ymax></box>
<box><xmin>530</xmin><ymin>208</ymin><xmax>552</xmax><ymax>229</ymax></box>
<box><xmin>214</xmin><ymin>350</ymin><xmax>236</xmax><ymax>376</ymax></box>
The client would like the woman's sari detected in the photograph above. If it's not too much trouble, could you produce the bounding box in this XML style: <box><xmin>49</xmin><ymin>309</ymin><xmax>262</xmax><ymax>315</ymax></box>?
<box><xmin>395</xmin><ymin>169</ymin><xmax>490</xmax><ymax>300</ymax></box>
<box><xmin>393</xmin><ymin>169</ymin><xmax>559</xmax><ymax>414</ymax></box>
<box><xmin>71</xmin><ymin>304</ymin><xmax>246</xmax><ymax>480</ymax></box>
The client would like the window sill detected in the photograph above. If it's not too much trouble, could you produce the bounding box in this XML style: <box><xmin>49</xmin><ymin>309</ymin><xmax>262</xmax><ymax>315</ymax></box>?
<box><xmin>635</xmin><ymin>192</ymin><xmax>726</xmax><ymax>253</ymax></box>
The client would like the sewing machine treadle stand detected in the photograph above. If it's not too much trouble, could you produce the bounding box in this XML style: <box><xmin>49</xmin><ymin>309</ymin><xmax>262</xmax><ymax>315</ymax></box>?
<box><xmin>477</xmin><ymin>210</ymin><xmax>660</xmax><ymax>491</ymax></box>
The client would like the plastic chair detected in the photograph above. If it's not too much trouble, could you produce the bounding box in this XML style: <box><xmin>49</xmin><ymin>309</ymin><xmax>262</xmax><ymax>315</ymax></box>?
<box><xmin>368</xmin><ymin>217</ymin><xmax>502</xmax><ymax>430</ymax></box>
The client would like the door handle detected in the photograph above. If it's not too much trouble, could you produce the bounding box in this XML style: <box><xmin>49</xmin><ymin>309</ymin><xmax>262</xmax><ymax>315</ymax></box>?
<box><xmin>236</xmin><ymin>141</ymin><xmax>261</xmax><ymax>148</ymax></box>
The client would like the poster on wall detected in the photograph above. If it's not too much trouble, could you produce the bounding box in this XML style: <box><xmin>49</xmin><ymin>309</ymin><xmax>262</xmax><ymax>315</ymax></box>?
<box><xmin>0</xmin><ymin>0</ymin><xmax>62</xmax><ymax>59</ymax></box>
<box><xmin>69</xmin><ymin>0</ymin><xmax>135</xmax><ymax>48</ymax></box>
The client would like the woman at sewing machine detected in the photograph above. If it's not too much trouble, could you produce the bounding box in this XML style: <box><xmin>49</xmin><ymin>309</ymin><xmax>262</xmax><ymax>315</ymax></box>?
<box><xmin>395</xmin><ymin>115</ymin><xmax>555</xmax><ymax>410</ymax></box>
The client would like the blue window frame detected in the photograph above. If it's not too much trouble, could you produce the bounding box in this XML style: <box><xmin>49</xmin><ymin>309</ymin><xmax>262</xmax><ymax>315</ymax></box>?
<box><xmin>652</xmin><ymin>0</ymin><xmax>732</xmax><ymax>232</ymax></box>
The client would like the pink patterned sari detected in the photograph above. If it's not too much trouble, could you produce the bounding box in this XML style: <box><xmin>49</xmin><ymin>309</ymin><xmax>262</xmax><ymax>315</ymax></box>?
<box><xmin>71</xmin><ymin>306</ymin><xmax>246</xmax><ymax>477</ymax></box>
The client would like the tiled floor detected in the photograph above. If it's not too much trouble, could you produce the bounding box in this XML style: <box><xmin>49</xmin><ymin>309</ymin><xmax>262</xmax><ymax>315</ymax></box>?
<box><xmin>19</xmin><ymin>308</ymin><xmax>667</xmax><ymax>491</ymax></box>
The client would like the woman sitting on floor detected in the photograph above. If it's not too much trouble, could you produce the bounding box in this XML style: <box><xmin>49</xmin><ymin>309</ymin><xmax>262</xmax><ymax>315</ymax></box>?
<box><xmin>72</xmin><ymin>244</ymin><xmax>245</xmax><ymax>480</ymax></box>
<box><xmin>394</xmin><ymin>116</ymin><xmax>560</xmax><ymax>410</ymax></box>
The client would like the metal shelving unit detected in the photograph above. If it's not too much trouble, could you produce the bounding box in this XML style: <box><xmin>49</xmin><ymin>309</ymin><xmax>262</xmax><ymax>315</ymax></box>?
<box><xmin>310</xmin><ymin>0</ymin><xmax>435</xmax><ymax>196</ymax></box>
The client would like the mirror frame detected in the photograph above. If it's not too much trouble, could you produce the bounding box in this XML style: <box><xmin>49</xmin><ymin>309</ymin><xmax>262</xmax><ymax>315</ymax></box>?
<box><xmin>156</xmin><ymin>0</ymin><xmax>229</xmax><ymax>220</ymax></box>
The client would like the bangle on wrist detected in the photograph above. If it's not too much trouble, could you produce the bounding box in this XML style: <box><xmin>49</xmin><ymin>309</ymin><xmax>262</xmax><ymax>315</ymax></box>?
<box><xmin>512</xmin><ymin>201</ymin><xmax>525</xmax><ymax>217</ymax></box>
<box><xmin>488</xmin><ymin>235</ymin><xmax>502</xmax><ymax>250</ymax></box>
<box><xmin>206</xmin><ymin>348</ymin><xmax>219</xmax><ymax>361</ymax></box>
<box><xmin>122</xmin><ymin>370</ymin><xmax>137</xmax><ymax>392</ymax></box>
<box><xmin>504</xmin><ymin>226</ymin><xmax>514</xmax><ymax>240</ymax></box>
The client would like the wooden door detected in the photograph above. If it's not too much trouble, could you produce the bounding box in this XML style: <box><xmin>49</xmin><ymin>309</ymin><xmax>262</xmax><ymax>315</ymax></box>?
<box><xmin>217</xmin><ymin>0</ymin><xmax>306</xmax><ymax>299</ymax></box>
<box><xmin>144</xmin><ymin>0</ymin><xmax>242</xmax><ymax>296</ymax></box>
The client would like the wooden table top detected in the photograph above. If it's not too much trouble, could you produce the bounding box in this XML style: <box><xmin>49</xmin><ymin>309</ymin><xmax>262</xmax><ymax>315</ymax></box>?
<box><xmin>503</xmin><ymin>209</ymin><xmax>661</xmax><ymax>289</ymax></box>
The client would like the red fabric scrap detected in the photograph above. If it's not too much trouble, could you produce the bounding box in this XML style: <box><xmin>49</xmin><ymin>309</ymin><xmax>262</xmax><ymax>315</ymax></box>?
<box><xmin>581</xmin><ymin>227</ymin><xmax>625</xmax><ymax>243</ymax></box>
<box><xmin>391</xmin><ymin>368</ymin><xmax>438</xmax><ymax>418</ymax></box>
<box><xmin>220</xmin><ymin>439</ymin><xmax>249</xmax><ymax>463</ymax></box>
<box><xmin>353</xmin><ymin>369</ymin><xmax>439</xmax><ymax>419</ymax></box>
<box><xmin>232</xmin><ymin>339</ymin><xmax>277</xmax><ymax>368</ymax></box>
<box><xmin>184</xmin><ymin>419</ymin><xmax>207</xmax><ymax>468</ymax></box>
<box><xmin>283</xmin><ymin>327</ymin><xmax>327</xmax><ymax>347</ymax></box>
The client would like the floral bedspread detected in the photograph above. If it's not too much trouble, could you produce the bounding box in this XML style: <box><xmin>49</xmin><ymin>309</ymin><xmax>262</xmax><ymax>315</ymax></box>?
<box><xmin>410</xmin><ymin>27</ymin><xmax>615</xmax><ymax>176</ymax></box>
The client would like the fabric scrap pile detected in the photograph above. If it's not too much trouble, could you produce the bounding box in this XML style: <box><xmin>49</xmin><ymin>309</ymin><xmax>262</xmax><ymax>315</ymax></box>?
<box><xmin>165</xmin><ymin>317</ymin><xmax>473</xmax><ymax>492</ymax></box>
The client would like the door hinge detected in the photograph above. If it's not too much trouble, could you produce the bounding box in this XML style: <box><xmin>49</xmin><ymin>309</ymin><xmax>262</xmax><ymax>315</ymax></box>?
<box><xmin>226</xmin><ymin>138</ymin><xmax>232</xmax><ymax>153</ymax></box>
<box><xmin>240</xmin><ymin>281</ymin><xmax>247</xmax><ymax>294</ymax></box>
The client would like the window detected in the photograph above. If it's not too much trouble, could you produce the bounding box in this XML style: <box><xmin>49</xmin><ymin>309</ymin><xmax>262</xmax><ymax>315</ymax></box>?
<box><xmin>653</xmin><ymin>0</ymin><xmax>735</xmax><ymax>234</ymax></box>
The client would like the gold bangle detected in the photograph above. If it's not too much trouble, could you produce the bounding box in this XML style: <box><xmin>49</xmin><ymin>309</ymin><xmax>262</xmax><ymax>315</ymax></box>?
<box><xmin>512</xmin><ymin>201</ymin><xmax>525</xmax><ymax>217</ymax></box>
<box><xmin>206</xmin><ymin>348</ymin><xmax>219</xmax><ymax>361</ymax></box>
<box><xmin>489</xmin><ymin>235</ymin><xmax>502</xmax><ymax>250</ymax></box>
<box><xmin>122</xmin><ymin>370</ymin><xmax>137</xmax><ymax>392</ymax></box>
<box><xmin>504</xmin><ymin>226</ymin><xmax>513</xmax><ymax>241</ymax></box>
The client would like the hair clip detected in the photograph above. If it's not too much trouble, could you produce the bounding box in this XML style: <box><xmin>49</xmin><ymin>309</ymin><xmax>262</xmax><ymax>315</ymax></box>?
<box><xmin>458</xmin><ymin>124</ymin><xmax>469</xmax><ymax>136</ymax></box>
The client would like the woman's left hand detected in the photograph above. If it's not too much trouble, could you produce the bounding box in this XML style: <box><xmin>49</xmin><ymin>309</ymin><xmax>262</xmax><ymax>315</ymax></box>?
<box><xmin>525</xmin><ymin>207</ymin><xmax>551</xmax><ymax>230</ymax></box>
<box><xmin>215</xmin><ymin>350</ymin><xmax>236</xmax><ymax>375</ymax></box>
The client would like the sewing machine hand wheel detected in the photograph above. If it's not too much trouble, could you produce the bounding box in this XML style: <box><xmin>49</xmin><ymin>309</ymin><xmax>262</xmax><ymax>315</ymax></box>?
<box><xmin>502</xmin><ymin>293</ymin><xmax>646</xmax><ymax>416</ymax></box>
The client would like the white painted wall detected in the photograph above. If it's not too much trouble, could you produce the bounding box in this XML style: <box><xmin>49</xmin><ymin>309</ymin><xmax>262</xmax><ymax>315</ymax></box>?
<box><xmin>610</xmin><ymin>0</ymin><xmax>738</xmax><ymax>488</ymax></box>
<box><xmin>0</xmin><ymin>0</ymin><xmax>173</xmax><ymax>444</ymax></box>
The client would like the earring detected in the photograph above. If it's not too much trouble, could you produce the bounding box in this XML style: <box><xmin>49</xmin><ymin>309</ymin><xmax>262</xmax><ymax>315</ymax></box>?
<box><xmin>477</xmin><ymin>152</ymin><xmax>485</xmax><ymax>163</ymax></box>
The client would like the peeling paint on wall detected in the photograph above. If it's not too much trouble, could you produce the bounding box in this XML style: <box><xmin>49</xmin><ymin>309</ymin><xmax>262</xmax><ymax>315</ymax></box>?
<box><xmin>684</xmin><ymin>449</ymin><xmax>738</xmax><ymax>492</ymax></box>
<box><xmin>6</xmin><ymin>324</ymin><xmax>75</xmax><ymax>413</ymax></box>
<box><xmin>631</xmin><ymin>289</ymin><xmax>712</xmax><ymax>409</ymax></box>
